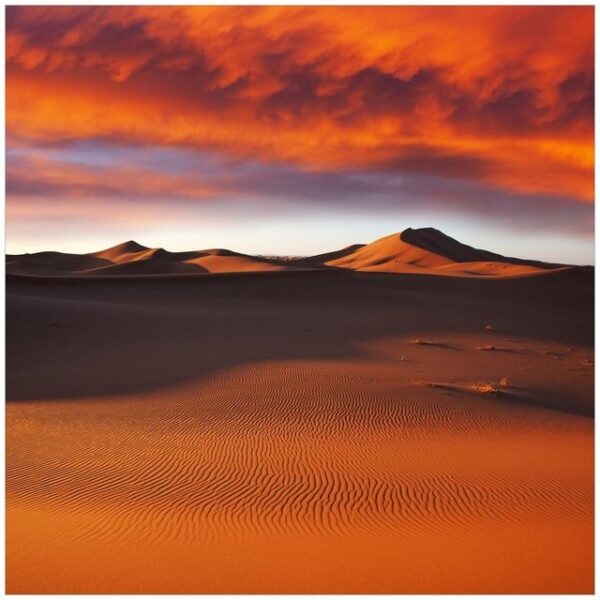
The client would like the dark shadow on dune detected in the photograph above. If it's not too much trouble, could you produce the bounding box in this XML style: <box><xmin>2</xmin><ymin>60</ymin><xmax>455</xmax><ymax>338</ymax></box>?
<box><xmin>425</xmin><ymin>380</ymin><xmax>592</xmax><ymax>417</ymax></box>
<box><xmin>400</xmin><ymin>227</ymin><xmax>567</xmax><ymax>269</ymax></box>
<box><xmin>6</xmin><ymin>268</ymin><xmax>593</xmax><ymax>417</ymax></box>
<box><xmin>286</xmin><ymin>244</ymin><xmax>366</xmax><ymax>267</ymax></box>
<box><xmin>504</xmin><ymin>385</ymin><xmax>594</xmax><ymax>416</ymax></box>
<box><xmin>81</xmin><ymin>257</ymin><xmax>208</xmax><ymax>276</ymax></box>
<box><xmin>412</xmin><ymin>340</ymin><xmax>461</xmax><ymax>350</ymax></box>
<box><xmin>6</xmin><ymin>253</ymin><xmax>114</xmax><ymax>276</ymax></box>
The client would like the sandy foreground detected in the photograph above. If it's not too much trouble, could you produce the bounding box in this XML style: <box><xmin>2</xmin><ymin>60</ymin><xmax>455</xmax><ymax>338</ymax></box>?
<box><xmin>6</xmin><ymin>264</ymin><xmax>594</xmax><ymax>594</ymax></box>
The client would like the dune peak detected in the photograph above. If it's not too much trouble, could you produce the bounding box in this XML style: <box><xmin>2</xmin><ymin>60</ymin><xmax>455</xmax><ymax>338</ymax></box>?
<box><xmin>110</xmin><ymin>240</ymin><xmax>149</xmax><ymax>253</ymax></box>
<box><xmin>89</xmin><ymin>240</ymin><xmax>151</xmax><ymax>261</ymax></box>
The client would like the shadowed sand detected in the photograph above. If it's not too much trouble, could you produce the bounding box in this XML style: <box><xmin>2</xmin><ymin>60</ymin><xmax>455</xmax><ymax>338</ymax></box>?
<box><xmin>6</xmin><ymin>229</ymin><xmax>593</xmax><ymax>593</ymax></box>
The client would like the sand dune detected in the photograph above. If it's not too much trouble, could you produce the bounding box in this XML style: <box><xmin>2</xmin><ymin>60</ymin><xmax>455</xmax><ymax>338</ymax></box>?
<box><xmin>5</xmin><ymin>228</ymin><xmax>573</xmax><ymax>279</ymax></box>
<box><xmin>326</xmin><ymin>228</ymin><xmax>561</xmax><ymax>276</ymax></box>
<box><xmin>434</xmin><ymin>261</ymin><xmax>564</xmax><ymax>277</ymax></box>
<box><xmin>6</xmin><ymin>250</ymin><xmax>112</xmax><ymax>276</ymax></box>
<box><xmin>7</xmin><ymin>242</ymin><xmax>295</xmax><ymax>277</ymax></box>
<box><xmin>6</xmin><ymin>257</ymin><xmax>67</xmax><ymax>277</ymax></box>
<box><xmin>400</xmin><ymin>227</ymin><xmax>562</xmax><ymax>268</ymax></box>
<box><xmin>82</xmin><ymin>256</ymin><xmax>206</xmax><ymax>276</ymax></box>
<box><xmin>290</xmin><ymin>243</ymin><xmax>366</xmax><ymax>266</ymax></box>
<box><xmin>6</xmin><ymin>262</ymin><xmax>593</xmax><ymax>593</ymax></box>
<box><xmin>91</xmin><ymin>240</ymin><xmax>153</xmax><ymax>263</ymax></box>
<box><xmin>184</xmin><ymin>250</ymin><xmax>291</xmax><ymax>273</ymax></box>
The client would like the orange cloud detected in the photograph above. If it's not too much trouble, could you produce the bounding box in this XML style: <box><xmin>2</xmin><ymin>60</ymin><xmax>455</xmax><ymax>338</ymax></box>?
<box><xmin>6</xmin><ymin>152</ymin><xmax>222</xmax><ymax>200</ymax></box>
<box><xmin>6</xmin><ymin>6</ymin><xmax>594</xmax><ymax>201</ymax></box>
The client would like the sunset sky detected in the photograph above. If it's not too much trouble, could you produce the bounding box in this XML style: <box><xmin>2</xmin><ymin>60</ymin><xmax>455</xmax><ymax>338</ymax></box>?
<box><xmin>6</xmin><ymin>6</ymin><xmax>594</xmax><ymax>263</ymax></box>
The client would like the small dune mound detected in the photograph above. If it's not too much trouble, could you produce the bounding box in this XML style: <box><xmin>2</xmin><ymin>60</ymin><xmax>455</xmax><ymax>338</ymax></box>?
<box><xmin>82</xmin><ymin>257</ymin><xmax>206</xmax><ymax>276</ymax></box>
<box><xmin>289</xmin><ymin>244</ymin><xmax>366</xmax><ymax>267</ymax></box>
<box><xmin>435</xmin><ymin>261</ymin><xmax>545</xmax><ymax>277</ymax></box>
<box><xmin>185</xmin><ymin>253</ymin><xmax>291</xmax><ymax>273</ymax></box>
<box><xmin>6</xmin><ymin>251</ymin><xmax>111</xmax><ymax>274</ymax></box>
<box><xmin>6</xmin><ymin>258</ymin><xmax>67</xmax><ymax>276</ymax></box>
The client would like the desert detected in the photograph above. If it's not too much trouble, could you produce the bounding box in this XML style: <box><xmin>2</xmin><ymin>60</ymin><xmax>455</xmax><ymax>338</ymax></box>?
<box><xmin>6</xmin><ymin>228</ymin><xmax>594</xmax><ymax>594</ymax></box>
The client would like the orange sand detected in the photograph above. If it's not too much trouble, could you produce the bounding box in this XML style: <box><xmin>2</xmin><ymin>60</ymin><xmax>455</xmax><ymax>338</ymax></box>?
<box><xmin>6</xmin><ymin>232</ymin><xmax>594</xmax><ymax>593</ymax></box>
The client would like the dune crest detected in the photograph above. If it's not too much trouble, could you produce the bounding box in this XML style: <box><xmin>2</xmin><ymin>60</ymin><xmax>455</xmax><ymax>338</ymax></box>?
<box><xmin>91</xmin><ymin>240</ymin><xmax>150</xmax><ymax>262</ymax></box>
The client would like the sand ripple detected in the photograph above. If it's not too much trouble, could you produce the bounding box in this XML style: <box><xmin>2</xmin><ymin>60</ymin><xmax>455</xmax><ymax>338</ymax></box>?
<box><xmin>7</xmin><ymin>360</ymin><xmax>593</xmax><ymax>544</ymax></box>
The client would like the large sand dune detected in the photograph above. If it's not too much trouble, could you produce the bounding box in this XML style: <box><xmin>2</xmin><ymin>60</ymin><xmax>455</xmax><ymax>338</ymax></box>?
<box><xmin>325</xmin><ymin>228</ymin><xmax>564</xmax><ymax>275</ymax></box>
<box><xmin>5</xmin><ymin>233</ymin><xmax>593</xmax><ymax>593</ymax></box>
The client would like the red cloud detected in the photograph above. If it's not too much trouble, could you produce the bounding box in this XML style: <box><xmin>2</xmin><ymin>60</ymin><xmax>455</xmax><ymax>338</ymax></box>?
<box><xmin>6</xmin><ymin>6</ymin><xmax>594</xmax><ymax>201</ymax></box>
<box><xmin>6</xmin><ymin>151</ymin><xmax>227</xmax><ymax>207</ymax></box>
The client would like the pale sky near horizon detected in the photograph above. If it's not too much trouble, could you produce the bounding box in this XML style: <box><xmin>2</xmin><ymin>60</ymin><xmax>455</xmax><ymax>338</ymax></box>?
<box><xmin>6</xmin><ymin>6</ymin><xmax>594</xmax><ymax>264</ymax></box>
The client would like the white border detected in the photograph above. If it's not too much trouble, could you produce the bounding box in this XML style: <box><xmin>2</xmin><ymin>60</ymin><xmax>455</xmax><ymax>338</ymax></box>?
<box><xmin>1</xmin><ymin>2</ymin><xmax>596</xmax><ymax>600</ymax></box>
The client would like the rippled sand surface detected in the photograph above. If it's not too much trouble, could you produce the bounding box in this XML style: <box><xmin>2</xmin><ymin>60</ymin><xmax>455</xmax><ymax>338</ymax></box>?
<box><xmin>6</xmin><ymin>271</ymin><xmax>594</xmax><ymax>593</ymax></box>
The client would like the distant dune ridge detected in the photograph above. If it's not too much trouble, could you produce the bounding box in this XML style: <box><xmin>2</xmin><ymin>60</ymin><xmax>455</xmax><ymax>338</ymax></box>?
<box><xmin>6</xmin><ymin>227</ymin><xmax>573</xmax><ymax>279</ymax></box>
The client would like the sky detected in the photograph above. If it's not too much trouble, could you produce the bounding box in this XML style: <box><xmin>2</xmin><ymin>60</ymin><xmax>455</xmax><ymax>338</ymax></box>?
<box><xmin>5</xmin><ymin>5</ymin><xmax>594</xmax><ymax>263</ymax></box>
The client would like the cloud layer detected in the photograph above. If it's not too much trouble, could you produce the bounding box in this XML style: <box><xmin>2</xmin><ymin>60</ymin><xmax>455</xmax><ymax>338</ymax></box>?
<box><xmin>7</xmin><ymin>6</ymin><xmax>593</xmax><ymax>201</ymax></box>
